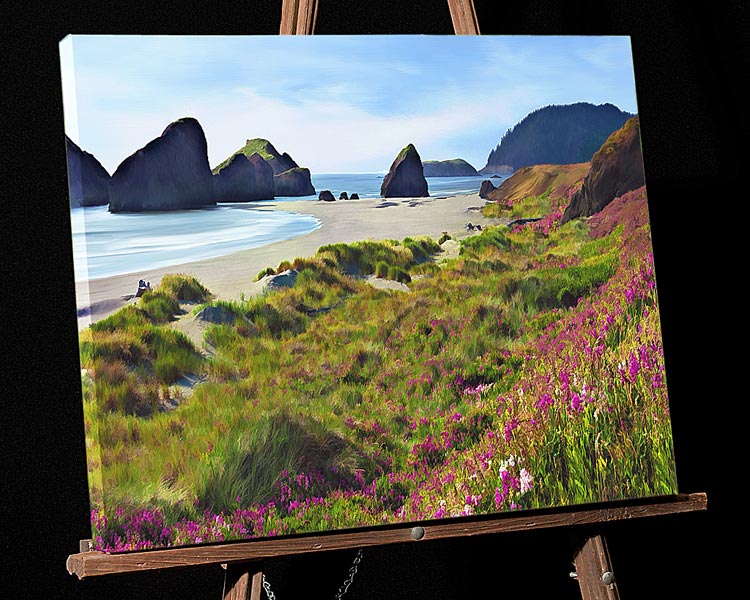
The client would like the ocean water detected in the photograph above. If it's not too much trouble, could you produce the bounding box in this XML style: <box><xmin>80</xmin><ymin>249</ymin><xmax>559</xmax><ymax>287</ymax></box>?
<box><xmin>271</xmin><ymin>172</ymin><xmax>503</xmax><ymax>201</ymax></box>
<box><xmin>72</xmin><ymin>174</ymin><xmax>505</xmax><ymax>282</ymax></box>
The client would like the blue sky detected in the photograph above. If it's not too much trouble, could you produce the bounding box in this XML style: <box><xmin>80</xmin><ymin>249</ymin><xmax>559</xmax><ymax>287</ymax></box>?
<box><xmin>60</xmin><ymin>35</ymin><xmax>639</xmax><ymax>174</ymax></box>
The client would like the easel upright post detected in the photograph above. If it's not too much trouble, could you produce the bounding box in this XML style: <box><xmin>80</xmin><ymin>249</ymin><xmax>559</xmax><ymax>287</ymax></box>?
<box><xmin>572</xmin><ymin>532</ymin><xmax>620</xmax><ymax>600</ymax></box>
<box><xmin>223</xmin><ymin>562</ymin><xmax>264</xmax><ymax>600</ymax></box>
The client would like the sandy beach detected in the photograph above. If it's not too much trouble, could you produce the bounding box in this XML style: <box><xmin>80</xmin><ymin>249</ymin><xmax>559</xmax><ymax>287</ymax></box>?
<box><xmin>76</xmin><ymin>193</ymin><xmax>499</xmax><ymax>330</ymax></box>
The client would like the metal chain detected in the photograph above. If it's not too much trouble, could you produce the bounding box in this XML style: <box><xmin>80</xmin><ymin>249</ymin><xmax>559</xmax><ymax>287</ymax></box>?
<box><xmin>261</xmin><ymin>549</ymin><xmax>363</xmax><ymax>600</ymax></box>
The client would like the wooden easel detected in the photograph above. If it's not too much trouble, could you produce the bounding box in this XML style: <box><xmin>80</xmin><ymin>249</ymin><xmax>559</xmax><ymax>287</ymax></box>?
<box><xmin>65</xmin><ymin>3</ymin><xmax>708</xmax><ymax>598</ymax></box>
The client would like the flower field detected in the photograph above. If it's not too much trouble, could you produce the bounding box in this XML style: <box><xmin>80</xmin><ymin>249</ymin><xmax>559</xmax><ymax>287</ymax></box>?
<box><xmin>80</xmin><ymin>183</ymin><xmax>676</xmax><ymax>552</ymax></box>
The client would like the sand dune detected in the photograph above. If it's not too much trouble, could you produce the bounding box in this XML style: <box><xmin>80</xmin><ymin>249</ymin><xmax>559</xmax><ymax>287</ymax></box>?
<box><xmin>76</xmin><ymin>193</ymin><xmax>500</xmax><ymax>330</ymax></box>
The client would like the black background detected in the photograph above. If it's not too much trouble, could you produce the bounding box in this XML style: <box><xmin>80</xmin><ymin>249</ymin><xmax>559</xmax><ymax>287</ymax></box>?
<box><xmin>3</xmin><ymin>1</ymin><xmax>744</xmax><ymax>598</ymax></box>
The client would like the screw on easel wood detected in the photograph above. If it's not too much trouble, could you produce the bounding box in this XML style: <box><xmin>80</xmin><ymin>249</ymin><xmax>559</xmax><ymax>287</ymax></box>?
<box><xmin>572</xmin><ymin>532</ymin><xmax>621</xmax><ymax>600</ymax></box>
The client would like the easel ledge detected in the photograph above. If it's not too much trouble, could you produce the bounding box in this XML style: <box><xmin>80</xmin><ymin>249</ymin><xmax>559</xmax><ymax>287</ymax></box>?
<box><xmin>67</xmin><ymin>492</ymin><xmax>706</xmax><ymax>579</ymax></box>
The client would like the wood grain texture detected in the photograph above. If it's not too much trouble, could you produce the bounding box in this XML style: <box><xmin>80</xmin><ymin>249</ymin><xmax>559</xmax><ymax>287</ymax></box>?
<box><xmin>67</xmin><ymin>493</ymin><xmax>706</xmax><ymax>579</ymax></box>
<box><xmin>223</xmin><ymin>563</ymin><xmax>263</xmax><ymax>600</ymax></box>
<box><xmin>447</xmin><ymin>0</ymin><xmax>480</xmax><ymax>34</ymax></box>
<box><xmin>573</xmin><ymin>533</ymin><xmax>620</xmax><ymax>600</ymax></box>
<box><xmin>280</xmin><ymin>0</ymin><xmax>318</xmax><ymax>34</ymax></box>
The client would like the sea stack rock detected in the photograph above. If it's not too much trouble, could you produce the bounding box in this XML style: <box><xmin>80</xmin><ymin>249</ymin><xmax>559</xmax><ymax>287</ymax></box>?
<box><xmin>215</xmin><ymin>139</ymin><xmax>315</xmax><ymax>197</ymax></box>
<box><xmin>274</xmin><ymin>168</ymin><xmax>316</xmax><ymax>196</ymax></box>
<box><xmin>213</xmin><ymin>152</ymin><xmax>274</xmax><ymax>202</ymax></box>
<box><xmin>350</xmin><ymin>193</ymin><xmax>359</xmax><ymax>199</ymax></box>
<box><xmin>319</xmin><ymin>190</ymin><xmax>335</xmax><ymax>202</ymax></box>
<box><xmin>423</xmin><ymin>158</ymin><xmax>479</xmax><ymax>177</ymax></box>
<box><xmin>381</xmin><ymin>144</ymin><xmax>429</xmax><ymax>198</ymax></box>
<box><xmin>65</xmin><ymin>136</ymin><xmax>110</xmax><ymax>207</ymax></box>
<box><xmin>339</xmin><ymin>192</ymin><xmax>349</xmax><ymax>200</ymax></box>
<box><xmin>479</xmin><ymin>180</ymin><xmax>497</xmax><ymax>199</ymax></box>
<box><xmin>561</xmin><ymin>117</ymin><xmax>645</xmax><ymax>224</ymax></box>
<box><xmin>109</xmin><ymin>117</ymin><xmax>215</xmax><ymax>212</ymax></box>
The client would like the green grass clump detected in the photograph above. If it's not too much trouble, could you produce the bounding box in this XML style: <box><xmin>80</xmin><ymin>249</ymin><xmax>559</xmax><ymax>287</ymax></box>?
<box><xmin>460</xmin><ymin>226</ymin><xmax>511</xmax><ymax>258</ymax></box>
<box><xmin>374</xmin><ymin>261</ymin><xmax>389</xmax><ymax>278</ymax></box>
<box><xmin>387</xmin><ymin>266</ymin><xmax>411</xmax><ymax>283</ymax></box>
<box><xmin>158</xmin><ymin>274</ymin><xmax>211</xmax><ymax>303</ymax></box>
<box><xmin>256</xmin><ymin>267</ymin><xmax>276</xmax><ymax>281</ymax></box>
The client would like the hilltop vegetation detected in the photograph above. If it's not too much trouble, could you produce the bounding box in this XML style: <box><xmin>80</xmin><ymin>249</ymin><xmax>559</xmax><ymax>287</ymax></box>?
<box><xmin>483</xmin><ymin>103</ymin><xmax>633</xmax><ymax>172</ymax></box>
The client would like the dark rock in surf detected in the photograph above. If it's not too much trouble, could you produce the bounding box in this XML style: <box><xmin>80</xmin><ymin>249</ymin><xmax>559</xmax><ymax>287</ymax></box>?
<box><xmin>213</xmin><ymin>152</ymin><xmax>274</xmax><ymax>202</ymax></box>
<box><xmin>479</xmin><ymin>179</ymin><xmax>497</xmax><ymax>199</ymax></box>
<box><xmin>319</xmin><ymin>190</ymin><xmax>335</xmax><ymax>202</ymax></box>
<box><xmin>109</xmin><ymin>117</ymin><xmax>215</xmax><ymax>212</ymax></box>
<box><xmin>339</xmin><ymin>192</ymin><xmax>349</xmax><ymax>200</ymax></box>
<box><xmin>274</xmin><ymin>167</ymin><xmax>315</xmax><ymax>196</ymax></box>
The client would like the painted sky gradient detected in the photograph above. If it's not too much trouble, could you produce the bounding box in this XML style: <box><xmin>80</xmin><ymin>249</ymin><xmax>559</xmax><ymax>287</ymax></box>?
<box><xmin>60</xmin><ymin>35</ymin><xmax>639</xmax><ymax>174</ymax></box>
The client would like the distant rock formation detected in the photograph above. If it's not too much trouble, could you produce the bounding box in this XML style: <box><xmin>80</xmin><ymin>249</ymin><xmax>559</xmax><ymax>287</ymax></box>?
<box><xmin>109</xmin><ymin>117</ymin><xmax>216</xmax><ymax>212</ymax></box>
<box><xmin>350</xmin><ymin>193</ymin><xmax>359</xmax><ymax>199</ymax></box>
<box><xmin>213</xmin><ymin>152</ymin><xmax>274</xmax><ymax>202</ymax></box>
<box><xmin>319</xmin><ymin>190</ymin><xmax>335</xmax><ymax>202</ymax></box>
<box><xmin>215</xmin><ymin>138</ymin><xmax>314</xmax><ymax>197</ymax></box>
<box><xmin>561</xmin><ymin>117</ymin><xmax>645</xmax><ymax>224</ymax></box>
<box><xmin>65</xmin><ymin>136</ymin><xmax>110</xmax><ymax>207</ymax></box>
<box><xmin>339</xmin><ymin>192</ymin><xmax>349</xmax><ymax>200</ymax></box>
<box><xmin>423</xmin><ymin>158</ymin><xmax>479</xmax><ymax>177</ymax></box>
<box><xmin>479</xmin><ymin>179</ymin><xmax>496</xmax><ymax>199</ymax></box>
<box><xmin>274</xmin><ymin>167</ymin><xmax>316</xmax><ymax>196</ymax></box>
<box><xmin>482</xmin><ymin>102</ymin><xmax>633</xmax><ymax>173</ymax></box>
<box><xmin>381</xmin><ymin>144</ymin><xmax>429</xmax><ymax>198</ymax></box>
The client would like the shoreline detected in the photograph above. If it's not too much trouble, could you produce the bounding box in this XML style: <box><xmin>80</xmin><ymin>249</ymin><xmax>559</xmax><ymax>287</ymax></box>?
<box><xmin>76</xmin><ymin>193</ymin><xmax>499</xmax><ymax>330</ymax></box>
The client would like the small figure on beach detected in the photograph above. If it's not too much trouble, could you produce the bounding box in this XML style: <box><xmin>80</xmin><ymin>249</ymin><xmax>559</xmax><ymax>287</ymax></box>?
<box><xmin>135</xmin><ymin>279</ymin><xmax>151</xmax><ymax>297</ymax></box>
<box><xmin>465</xmin><ymin>222</ymin><xmax>482</xmax><ymax>232</ymax></box>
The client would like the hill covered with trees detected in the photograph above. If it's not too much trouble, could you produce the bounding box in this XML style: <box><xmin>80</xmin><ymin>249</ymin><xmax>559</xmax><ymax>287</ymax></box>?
<box><xmin>482</xmin><ymin>103</ymin><xmax>633</xmax><ymax>173</ymax></box>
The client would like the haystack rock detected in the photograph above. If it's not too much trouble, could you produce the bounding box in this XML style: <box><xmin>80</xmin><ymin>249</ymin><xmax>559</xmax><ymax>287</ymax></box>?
<box><xmin>380</xmin><ymin>144</ymin><xmax>429</xmax><ymax>198</ymax></box>
<box><xmin>274</xmin><ymin>168</ymin><xmax>316</xmax><ymax>196</ymax></box>
<box><xmin>215</xmin><ymin>138</ymin><xmax>315</xmax><ymax>197</ymax></box>
<box><xmin>350</xmin><ymin>193</ymin><xmax>359</xmax><ymax>199</ymax></box>
<box><xmin>561</xmin><ymin>117</ymin><xmax>645</xmax><ymax>224</ymax></box>
<box><xmin>108</xmin><ymin>117</ymin><xmax>215</xmax><ymax>212</ymax></box>
<box><xmin>213</xmin><ymin>152</ymin><xmax>274</xmax><ymax>202</ymax></box>
<box><xmin>339</xmin><ymin>192</ymin><xmax>349</xmax><ymax>200</ymax></box>
<box><xmin>65</xmin><ymin>136</ymin><xmax>110</xmax><ymax>207</ymax></box>
<box><xmin>319</xmin><ymin>190</ymin><xmax>335</xmax><ymax>202</ymax></box>
<box><xmin>479</xmin><ymin>179</ymin><xmax>497</xmax><ymax>199</ymax></box>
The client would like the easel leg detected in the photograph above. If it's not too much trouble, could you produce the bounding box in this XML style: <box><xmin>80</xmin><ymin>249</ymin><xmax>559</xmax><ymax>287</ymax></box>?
<box><xmin>572</xmin><ymin>532</ymin><xmax>620</xmax><ymax>600</ymax></box>
<box><xmin>223</xmin><ymin>562</ymin><xmax>264</xmax><ymax>600</ymax></box>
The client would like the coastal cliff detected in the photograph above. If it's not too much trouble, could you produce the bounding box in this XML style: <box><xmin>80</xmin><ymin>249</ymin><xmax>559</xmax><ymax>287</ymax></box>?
<box><xmin>561</xmin><ymin>117</ymin><xmax>645</xmax><ymax>223</ymax></box>
<box><xmin>65</xmin><ymin>136</ymin><xmax>110</xmax><ymax>207</ymax></box>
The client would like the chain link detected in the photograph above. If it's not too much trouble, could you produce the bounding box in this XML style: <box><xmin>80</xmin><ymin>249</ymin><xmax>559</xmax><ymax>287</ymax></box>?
<box><xmin>261</xmin><ymin>549</ymin><xmax>363</xmax><ymax>600</ymax></box>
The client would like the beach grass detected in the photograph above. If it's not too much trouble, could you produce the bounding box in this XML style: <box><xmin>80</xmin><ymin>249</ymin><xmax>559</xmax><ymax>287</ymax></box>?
<box><xmin>82</xmin><ymin>185</ymin><xmax>676</xmax><ymax>552</ymax></box>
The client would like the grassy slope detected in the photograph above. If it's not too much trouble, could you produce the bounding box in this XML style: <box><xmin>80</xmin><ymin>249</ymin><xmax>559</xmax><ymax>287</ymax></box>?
<box><xmin>82</xmin><ymin>184</ymin><xmax>676</xmax><ymax>551</ymax></box>
<box><xmin>483</xmin><ymin>163</ymin><xmax>590</xmax><ymax>217</ymax></box>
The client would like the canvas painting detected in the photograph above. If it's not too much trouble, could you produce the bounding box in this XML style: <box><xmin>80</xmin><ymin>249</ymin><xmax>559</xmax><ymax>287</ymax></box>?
<box><xmin>61</xmin><ymin>35</ymin><xmax>677</xmax><ymax>552</ymax></box>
